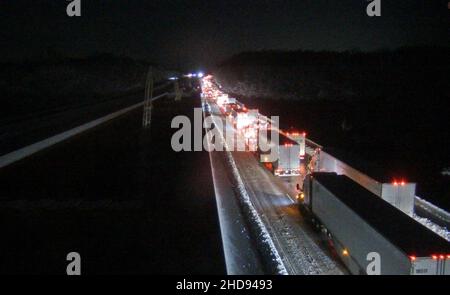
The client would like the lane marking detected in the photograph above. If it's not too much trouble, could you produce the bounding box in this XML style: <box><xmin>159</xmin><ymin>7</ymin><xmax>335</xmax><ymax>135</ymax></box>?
<box><xmin>0</xmin><ymin>93</ymin><xmax>168</xmax><ymax>169</ymax></box>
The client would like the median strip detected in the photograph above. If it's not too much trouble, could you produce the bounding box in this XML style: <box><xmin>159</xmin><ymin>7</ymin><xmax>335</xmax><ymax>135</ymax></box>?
<box><xmin>0</xmin><ymin>93</ymin><xmax>168</xmax><ymax>169</ymax></box>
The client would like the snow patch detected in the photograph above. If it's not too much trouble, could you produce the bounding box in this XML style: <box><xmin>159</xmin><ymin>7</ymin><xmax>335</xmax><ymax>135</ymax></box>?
<box><xmin>441</xmin><ymin>167</ymin><xmax>450</xmax><ymax>176</ymax></box>
<box><xmin>412</xmin><ymin>214</ymin><xmax>450</xmax><ymax>241</ymax></box>
<box><xmin>225</xmin><ymin>149</ymin><xmax>288</xmax><ymax>274</ymax></box>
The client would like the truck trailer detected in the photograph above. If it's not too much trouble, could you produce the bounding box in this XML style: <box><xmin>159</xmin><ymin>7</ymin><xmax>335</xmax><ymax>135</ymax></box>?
<box><xmin>312</xmin><ymin>148</ymin><xmax>416</xmax><ymax>215</ymax></box>
<box><xmin>301</xmin><ymin>172</ymin><xmax>450</xmax><ymax>275</ymax></box>
<box><xmin>259</xmin><ymin>131</ymin><xmax>301</xmax><ymax>176</ymax></box>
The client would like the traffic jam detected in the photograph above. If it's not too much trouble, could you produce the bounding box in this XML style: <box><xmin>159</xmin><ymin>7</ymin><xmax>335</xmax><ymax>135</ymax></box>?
<box><xmin>199</xmin><ymin>75</ymin><xmax>450</xmax><ymax>275</ymax></box>
<box><xmin>200</xmin><ymin>75</ymin><xmax>307</xmax><ymax>179</ymax></box>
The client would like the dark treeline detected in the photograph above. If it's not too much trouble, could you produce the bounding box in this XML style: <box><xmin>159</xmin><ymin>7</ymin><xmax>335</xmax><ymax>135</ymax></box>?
<box><xmin>215</xmin><ymin>46</ymin><xmax>449</xmax><ymax>102</ymax></box>
<box><xmin>0</xmin><ymin>54</ymin><xmax>174</xmax><ymax>120</ymax></box>
<box><xmin>220</xmin><ymin>47</ymin><xmax>449</xmax><ymax>68</ymax></box>
<box><xmin>215</xmin><ymin>47</ymin><xmax>450</xmax><ymax>209</ymax></box>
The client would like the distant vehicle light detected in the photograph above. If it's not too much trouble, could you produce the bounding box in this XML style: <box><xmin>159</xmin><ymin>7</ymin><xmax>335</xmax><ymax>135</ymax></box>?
<box><xmin>342</xmin><ymin>249</ymin><xmax>349</xmax><ymax>256</ymax></box>
<box><xmin>432</xmin><ymin>255</ymin><xmax>438</xmax><ymax>260</ymax></box>
<box><xmin>197</xmin><ymin>72</ymin><xmax>204</xmax><ymax>78</ymax></box>
<box><xmin>439</xmin><ymin>255</ymin><xmax>445</xmax><ymax>259</ymax></box>
<box><xmin>299</xmin><ymin>192</ymin><xmax>305</xmax><ymax>200</ymax></box>
<box><xmin>409</xmin><ymin>256</ymin><xmax>416</xmax><ymax>261</ymax></box>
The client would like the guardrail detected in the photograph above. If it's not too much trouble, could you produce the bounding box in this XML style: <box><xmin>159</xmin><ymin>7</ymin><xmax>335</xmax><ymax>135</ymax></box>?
<box><xmin>0</xmin><ymin>92</ymin><xmax>168</xmax><ymax>169</ymax></box>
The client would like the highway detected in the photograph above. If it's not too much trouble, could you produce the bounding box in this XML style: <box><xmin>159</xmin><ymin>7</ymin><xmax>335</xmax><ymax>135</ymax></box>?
<box><xmin>201</xmin><ymin>74</ymin><xmax>449</xmax><ymax>275</ymax></box>
<box><xmin>206</xmin><ymin>100</ymin><xmax>346</xmax><ymax>274</ymax></box>
<box><xmin>0</xmin><ymin>82</ymin><xmax>171</xmax><ymax>157</ymax></box>
<box><xmin>1</xmin><ymin>74</ymin><xmax>448</xmax><ymax>275</ymax></box>
<box><xmin>0</xmin><ymin>90</ymin><xmax>225</xmax><ymax>274</ymax></box>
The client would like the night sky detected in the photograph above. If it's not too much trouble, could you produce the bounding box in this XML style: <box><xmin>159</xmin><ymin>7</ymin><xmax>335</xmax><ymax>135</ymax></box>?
<box><xmin>0</xmin><ymin>0</ymin><xmax>448</xmax><ymax>69</ymax></box>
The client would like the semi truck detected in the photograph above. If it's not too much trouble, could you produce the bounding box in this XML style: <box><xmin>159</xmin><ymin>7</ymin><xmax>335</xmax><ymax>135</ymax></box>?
<box><xmin>300</xmin><ymin>172</ymin><xmax>450</xmax><ymax>275</ymax></box>
<box><xmin>311</xmin><ymin>148</ymin><xmax>416</xmax><ymax>215</ymax></box>
<box><xmin>259</xmin><ymin>131</ymin><xmax>301</xmax><ymax>176</ymax></box>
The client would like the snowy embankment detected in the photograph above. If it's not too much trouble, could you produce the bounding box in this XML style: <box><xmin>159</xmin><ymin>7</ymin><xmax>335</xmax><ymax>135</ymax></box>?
<box><xmin>413</xmin><ymin>214</ymin><xmax>450</xmax><ymax>241</ymax></box>
<box><xmin>413</xmin><ymin>196</ymin><xmax>450</xmax><ymax>241</ymax></box>
<box><xmin>224</xmin><ymin>148</ymin><xmax>288</xmax><ymax>275</ymax></box>
<box><xmin>206</xmin><ymin>104</ymin><xmax>288</xmax><ymax>274</ymax></box>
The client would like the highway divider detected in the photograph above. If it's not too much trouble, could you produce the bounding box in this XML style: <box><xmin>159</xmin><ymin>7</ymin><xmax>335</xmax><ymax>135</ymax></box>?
<box><xmin>0</xmin><ymin>92</ymin><xmax>168</xmax><ymax>169</ymax></box>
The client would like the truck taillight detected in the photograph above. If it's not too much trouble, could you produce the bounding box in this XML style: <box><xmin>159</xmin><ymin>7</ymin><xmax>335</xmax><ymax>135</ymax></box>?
<box><xmin>409</xmin><ymin>256</ymin><xmax>416</xmax><ymax>261</ymax></box>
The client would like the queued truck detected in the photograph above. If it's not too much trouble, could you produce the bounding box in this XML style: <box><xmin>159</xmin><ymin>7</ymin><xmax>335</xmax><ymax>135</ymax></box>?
<box><xmin>300</xmin><ymin>172</ymin><xmax>450</xmax><ymax>275</ymax></box>
<box><xmin>310</xmin><ymin>148</ymin><xmax>416</xmax><ymax>215</ymax></box>
<box><xmin>259</xmin><ymin>131</ymin><xmax>301</xmax><ymax>176</ymax></box>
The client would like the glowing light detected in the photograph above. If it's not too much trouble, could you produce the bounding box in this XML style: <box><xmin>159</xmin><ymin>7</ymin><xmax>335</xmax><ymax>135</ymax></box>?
<box><xmin>410</xmin><ymin>256</ymin><xmax>416</xmax><ymax>261</ymax></box>
<box><xmin>299</xmin><ymin>192</ymin><xmax>305</xmax><ymax>200</ymax></box>
<box><xmin>342</xmin><ymin>249</ymin><xmax>349</xmax><ymax>256</ymax></box>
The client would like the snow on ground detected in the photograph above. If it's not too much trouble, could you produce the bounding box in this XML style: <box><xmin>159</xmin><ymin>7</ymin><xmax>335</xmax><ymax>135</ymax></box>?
<box><xmin>203</xmin><ymin>99</ymin><xmax>288</xmax><ymax>274</ymax></box>
<box><xmin>441</xmin><ymin>168</ymin><xmax>450</xmax><ymax>176</ymax></box>
<box><xmin>412</xmin><ymin>214</ymin><xmax>450</xmax><ymax>241</ymax></box>
<box><xmin>225</xmin><ymin>149</ymin><xmax>288</xmax><ymax>274</ymax></box>
<box><xmin>412</xmin><ymin>196</ymin><xmax>450</xmax><ymax>241</ymax></box>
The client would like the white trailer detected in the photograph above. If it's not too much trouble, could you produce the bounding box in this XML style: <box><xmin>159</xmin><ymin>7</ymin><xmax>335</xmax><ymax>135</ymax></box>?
<box><xmin>285</xmin><ymin>132</ymin><xmax>306</xmax><ymax>159</ymax></box>
<box><xmin>275</xmin><ymin>143</ymin><xmax>301</xmax><ymax>176</ymax></box>
<box><xmin>258</xmin><ymin>131</ymin><xmax>301</xmax><ymax>176</ymax></box>
<box><xmin>313</xmin><ymin>149</ymin><xmax>416</xmax><ymax>215</ymax></box>
<box><xmin>301</xmin><ymin>172</ymin><xmax>450</xmax><ymax>275</ymax></box>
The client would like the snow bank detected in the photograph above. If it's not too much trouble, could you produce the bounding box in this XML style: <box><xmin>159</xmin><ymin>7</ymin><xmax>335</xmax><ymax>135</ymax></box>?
<box><xmin>209</xmin><ymin>110</ymin><xmax>288</xmax><ymax>274</ymax></box>
<box><xmin>441</xmin><ymin>167</ymin><xmax>450</xmax><ymax>176</ymax></box>
<box><xmin>412</xmin><ymin>214</ymin><xmax>450</xmax><ymax>241</ymax></box>
<box><xmin>225</xmin><ymin>149</ymin><xmax>288</xmax><ymax>274</ymax></box>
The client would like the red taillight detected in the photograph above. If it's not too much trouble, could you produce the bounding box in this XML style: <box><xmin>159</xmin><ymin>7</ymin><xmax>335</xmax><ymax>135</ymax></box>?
<box><xmin>410</xmin><ymin>256</ymin><xmax>416</xmax><ymax>261</ymax></box>
<box><xmin>439</xmin><ymin>255</ymin><xmax>445</xmax><ymax>259</ymax></box>
<box><xmin>432</xmin><ymin>255</ymin><xmax>438</xmax><ymax>260</ymax></box>
<box><xmin>447</xmin><ymin>255</ymin><xmax>450</xmax><ymax>259</ymax></box>
<box><xmin>393</xmin><ymin>181</ymin><xmax>398</xmax><ymax>186</ymax></box>
<box><xmin>400</xmin><ymin>181</ymin><xmax>405</xmax><ymax>186</ymax></box>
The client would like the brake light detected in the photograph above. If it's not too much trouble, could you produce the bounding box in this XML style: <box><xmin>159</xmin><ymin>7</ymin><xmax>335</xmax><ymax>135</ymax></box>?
<box><xmin>409</xmin><ymin>256</ymin><xmax>416</xmax><ymax>261</ymax></box>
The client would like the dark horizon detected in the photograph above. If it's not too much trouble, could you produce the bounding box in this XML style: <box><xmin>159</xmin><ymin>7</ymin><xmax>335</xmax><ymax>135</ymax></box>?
<box><xmin>0</xmin><ymin>0</ymin><xmax>449</xmax><ymax>69</ymax></box>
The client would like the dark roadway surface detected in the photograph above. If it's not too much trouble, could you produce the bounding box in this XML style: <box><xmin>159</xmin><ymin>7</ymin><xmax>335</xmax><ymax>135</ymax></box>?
<box><xmin>0</xmin><ymin>82</ymin><xmax>170</xmax><ymax>156</ymax></box>
<box><xmin>0</xmin><ymin>94</ymin><xmax>226</xmax><ymax>274</ymax></box>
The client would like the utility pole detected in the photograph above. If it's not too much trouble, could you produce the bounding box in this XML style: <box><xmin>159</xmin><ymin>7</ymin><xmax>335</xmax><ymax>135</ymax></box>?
<box><xmin>174</xmin><ymin>80</ymin><xmax>182</xmax><ymax>101</ymax></box>
<box><xmin>142</xmin><ymin>66</ymin><xmax>154</xmax><ymax>128</ymax></box>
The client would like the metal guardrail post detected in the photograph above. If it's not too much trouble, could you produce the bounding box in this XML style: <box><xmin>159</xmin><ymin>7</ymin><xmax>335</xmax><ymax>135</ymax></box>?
<box><xmin>142</xmin><ymin>66</ymin><xmax>154</xmax><ymax>128</ymax></box>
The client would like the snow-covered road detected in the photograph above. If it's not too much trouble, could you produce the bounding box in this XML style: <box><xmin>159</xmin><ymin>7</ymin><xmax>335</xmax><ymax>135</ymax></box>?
<box><xmin>206</xmin><ymin>100</ymin><xmax>346</xmax><ymax>275</ymax></box>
